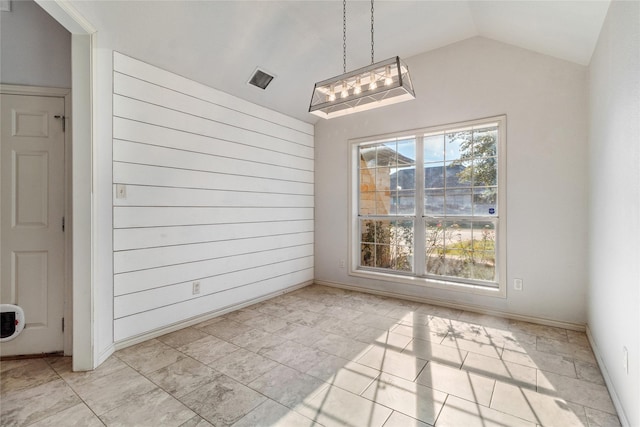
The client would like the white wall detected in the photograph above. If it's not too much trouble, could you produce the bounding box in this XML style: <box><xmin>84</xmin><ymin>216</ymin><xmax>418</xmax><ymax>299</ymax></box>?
<box><xmin>35</xmin><ymin>0</ymin><xmax>316</xmax><ymax>361</ymax></box>
<box><xmin>112</xmin><ymin>52</ymin><xmax>314</xmax><ymax>342</ymax></box>
<box><xmin>588</xmin><ymin>1</ymin><xmax>640</xmax><ymax>425</ymax></box>
<box><xmin>0</xmin><ymin>0</ymin><xmax>70</xmax><ymax>87</ymax></box>
<box><xmin>315</xmin><ymin>37</ymin><xmax>589</xmax><ymax>325</ymax></box>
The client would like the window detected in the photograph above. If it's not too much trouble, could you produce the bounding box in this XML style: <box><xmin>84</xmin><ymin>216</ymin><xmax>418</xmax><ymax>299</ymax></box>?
<box><xmin>350</xmin><ymin>116</ymin><xmax>506</xmax><ymax>296</ymax></box>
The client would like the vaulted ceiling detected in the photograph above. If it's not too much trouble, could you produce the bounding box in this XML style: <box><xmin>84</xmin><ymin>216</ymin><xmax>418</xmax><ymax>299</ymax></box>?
<box><xmin>69</xmin><ymin>0</ymin><xmax>611</xmax><ymax>124</ymax></box>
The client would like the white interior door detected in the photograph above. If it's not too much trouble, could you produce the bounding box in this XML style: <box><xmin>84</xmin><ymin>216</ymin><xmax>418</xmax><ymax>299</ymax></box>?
<box><xmin>1</xmin><ymin>94</ymin><xmax>66</xmax><ymax>356</ymax></box>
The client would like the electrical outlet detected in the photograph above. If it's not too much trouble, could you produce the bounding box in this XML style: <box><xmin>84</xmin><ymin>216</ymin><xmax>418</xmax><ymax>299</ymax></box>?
<box><xmin>514</xmin><ymin>278</ymin><xmax>523</xmax><ymax>291</ymax></box>
<box><xmin>192</xmin><ymin>281</ymin><xmax>201</xmax><ymax>295</ymax></box>
<box><xmin>339</xmin><ymin>259</ymin><xmax>345</xmax><ymax>268</ymax></box>
<box><xmin>115</xmin><ymin>184</ymin><xmax>127</xmax><ymax>199</ymax></box>
<box><xmin>623</xmin><ymin>346</ymin><xmax>629</xmax><ymax>374</ymax></box>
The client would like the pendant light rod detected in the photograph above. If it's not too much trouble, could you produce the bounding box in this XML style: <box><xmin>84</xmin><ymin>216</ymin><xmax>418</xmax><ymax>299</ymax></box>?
<box><xmin>343</xmin><ymin>0</ymin><xmax>347</xmax><ymax>73</ymax></box>
<box><xmin>371</xmin><ymin>0</ymin><xmax>375</xmax><ymax>64</ymax></box>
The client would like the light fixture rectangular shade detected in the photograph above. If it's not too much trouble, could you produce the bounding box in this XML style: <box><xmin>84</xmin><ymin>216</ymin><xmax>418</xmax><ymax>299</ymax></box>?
<box><xmin>309</xmin><ymin>56</ymin><xmax>415</xmax><ymax>119</ymax></box>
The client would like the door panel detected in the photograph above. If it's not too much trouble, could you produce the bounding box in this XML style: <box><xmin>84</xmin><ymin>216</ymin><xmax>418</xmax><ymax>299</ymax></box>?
<box><xmin>13</xmin><ymin>110</ymin><xmax>49</xmax><ymax>138</ymax></box>
<box><xmin>14</xmin><ymin>151</ymin><xmax>49</xmax><ymax>227</ymax></box>
<box><xmin>13</xmin><ymin>251</ymin><xmax>48</xmax><ymax>327</ymax></box>
<box><xmin>1</xmin><ymin>94</ymin><xmax>65</xmax><ymax>356</ymax></box>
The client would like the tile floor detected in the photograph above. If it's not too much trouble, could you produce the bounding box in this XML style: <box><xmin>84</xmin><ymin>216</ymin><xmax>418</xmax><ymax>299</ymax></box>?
<box><xmin>1</xmin><ymin>285</ymin><xmax>621</xmax><ymax>427</ymax></box>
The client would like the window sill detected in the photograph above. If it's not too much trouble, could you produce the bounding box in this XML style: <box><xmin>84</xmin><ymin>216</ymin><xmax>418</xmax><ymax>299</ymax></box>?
<box><xmin>349</xmin><ymin>268</ymin><xmax>506</xmax><ymax>298</ymax></box>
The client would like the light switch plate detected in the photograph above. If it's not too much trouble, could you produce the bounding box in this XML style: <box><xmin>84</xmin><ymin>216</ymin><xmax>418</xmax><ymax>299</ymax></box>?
<box><xmin>116</xmin><ymin>184</ymin><xmax>127</xmax><ymax>199</ymax></box>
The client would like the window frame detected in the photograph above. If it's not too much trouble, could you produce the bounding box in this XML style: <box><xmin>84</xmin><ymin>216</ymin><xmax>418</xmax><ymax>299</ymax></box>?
<box><xmin>348</xmin><ymin>116</ymin><xmax>507</xmax><ymax>298</ymax></box>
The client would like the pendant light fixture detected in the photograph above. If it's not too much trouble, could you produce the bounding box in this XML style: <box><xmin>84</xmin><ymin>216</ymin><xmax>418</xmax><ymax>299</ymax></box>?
<box><xmin>309</xmin><ymin>0</ymin><xmax>415</xmax><ymax>119</ymax></box>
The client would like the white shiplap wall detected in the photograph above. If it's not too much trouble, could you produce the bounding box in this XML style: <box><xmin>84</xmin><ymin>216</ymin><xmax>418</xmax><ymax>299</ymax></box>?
<box><xmin>112</xmin><ymin>52</ymin><xmax>314</xmax><ymax>342</ymax></box>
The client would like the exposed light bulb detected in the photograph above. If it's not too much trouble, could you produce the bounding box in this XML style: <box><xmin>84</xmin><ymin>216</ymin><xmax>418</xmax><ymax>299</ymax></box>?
<box><xmin>369</xmin><ymin>72</ymin><xmax>377</xmax><ymax>90</ymax></box>
<box><xmin>341</xmin><ymin>82</ymin><xmax>349</xmax><ymax>99</ymax></box>
<box><xmin>384</xmin><ymin>65</ymin><xmax>392</xmax><ymax>86</ymax></box>
<box><xmin>328</xmin><ymin>84</ymin><xmax>336</xmax><ymax>102</ymax></box>
<box><xmin>354</xmin><ymin>76</ymin><xmax>362</xmax><ymax>94</ymax></box>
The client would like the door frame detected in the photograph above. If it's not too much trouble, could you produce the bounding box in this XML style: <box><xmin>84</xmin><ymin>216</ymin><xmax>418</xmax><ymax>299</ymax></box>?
<box><xmin>0</xmin><ymin>84</ymin><xmax>72</xmax><ymax>355</ymax></box>
<box><xmin>33</xmin><ymin>0</ymin><xmax>96</xmax><ymax>371</ymax></box>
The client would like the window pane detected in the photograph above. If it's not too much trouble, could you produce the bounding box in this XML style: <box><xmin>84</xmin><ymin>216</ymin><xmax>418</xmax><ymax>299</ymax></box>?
<box><xmin>393</xmin><ymin>220</ymin><xmax>414</xmax><ymax>248</ymax></box>
<box><xmin>361</xmin><ymin>244</ymin><xmax>375</xmax><ymax>267</ymax></box>
<box><xmin>473</xmin><ymin>127</ymin><xmax>497</xmax><ymax>158</ymax></box>
<box><xmin>392</xmin><ymin>219</ymin><xmax>414</xmax><ymax>272</ymax></box>
<box><xmin>445</xmin><ymin>162</ymin><xmax>471</xmax><ymax>188</ymax></box>
<box><xmin>425</xmin><ymin>164</ymin><xmax>445</xmax><ymax>189</ymax></box>
<box><xmin>393</xmin><ymin>168</ymin><xmax>415</xmax><ymax>190</ymax></box>
<box><xmin>424</xmin><ymin>134</ymin><xmax>444</xmax><ymax>163</ymax></box>
<box><xmin>360</xmin><ymin>169</ymin><xmax>375</xmax><ymax>192</ymax></box>
<box><xmin>375</xmin><ymin>191</ymin><xmax>393</xmax><ymax>215</ymax></box>
<box><xmin>424</xmin><ymin>219</ymin><xmax>496</xmax><ymax>282</ymax></box>
<box><xmin>359</xmin><ymin>219</ymin><xmax>414</xmax><ymax>273</ymax></box>
<box><xmin>397</xmin><ymin>139</ymin><xmax>416</xmax><ymax>167</ymax></box>
<box><xmin>425</xmin><ymin>219</ymin><xmax>446</xmax><ymax>275</ymax></box>
<box><xmin>375</xmin><ymin>243</ymin><xmax>393</xmax><ymax>268</ymax></box>
<box><xmin>371</xmin><ymin>220</ymin><xmax>392</xmax><ymax>268</ymax></box>
<box><xmin>425</xmin><ymin>189</ymin><xmax>444</xmax><ymax>216</ymax></box>
<box><xmin>397</xmin><ymin>190</ymin><xmax>415</xmax><ymax>215</ymax></box>
<box><xmin>360</xmin><ymin>147</ymin><xmax>377</xmax><ymax>168</ymax></box>
<box><xmin>473</xmin><ymin>187</ymin><xmax>497</xmax><ymax>216</ymax></box>
<box><xmin>445</xmin><ymin>130</ymin><xmax>471</xmax><ymax>161</ymax></box>
<box><xmin>361</xmin><ymin>220</ymin><xmax>376</xmax><ymax>243</ymax></box>
<box><xmin>359</xmin><ymin>167</ymin><xmax>376</xmax><ymax>215</ymax></box>
<box><xmin>359</xmin><ymin>139</ymin><xmax>417</xmax><ymax>216</ymax></box>
<box><xmin>375</xmin><ymin>167</ymin><xmax>392</xmax><ymax>191</ymax></box>
<box><xmin>395</xmin><ymin>244</ymin><xmax>413</xmax><ymax>271</ymax></box>
<box><xmin>472</xmin><ymin>157</ymin><xmax>497</xmax><ymax>186</ymax></box>
<box><xmin>469</xmin><ymin>221</ymin><xmax>496</xmax><ymax>281</ymax></box>
<box><xmin>359</xmin><ymin>193</ymin><xmax>375</xmax><ymax>215</ymax></box>
<box><xmin>377</xmin><ymin>143</ymin><xmax>397</xmax><ymax>166</ymax></box>
<box><xmin>445</xmin><ymin>188</ymin><xmax>472</xmax><ymax>216</ymax></box>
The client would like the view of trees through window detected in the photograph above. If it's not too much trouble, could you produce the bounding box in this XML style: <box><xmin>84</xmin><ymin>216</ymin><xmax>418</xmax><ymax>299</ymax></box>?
<box><xmin>356</xmin><ymin>121</ymin><xmax>500</xmax><ymax>286</ymax></box>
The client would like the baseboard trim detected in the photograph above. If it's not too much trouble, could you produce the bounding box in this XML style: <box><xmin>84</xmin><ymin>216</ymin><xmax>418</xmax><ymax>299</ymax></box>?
<box><xmin>586</xmin><ymin>326</ymin><xmax>629</xmax><ymax>427</ymax></box>
<box><xmin>314</xmin><ymin>279</ymin><xmax>586</xmax><ymax>332</ymax></box>
<box><xmin>113</xmin><ymin>280</ymin><xmax>313</xmax><ymax>352</ymax></box>
<box><xmin>94</xmin><ymin>344</ymin><xmax>115</xmax><ymax>371</ymax></box>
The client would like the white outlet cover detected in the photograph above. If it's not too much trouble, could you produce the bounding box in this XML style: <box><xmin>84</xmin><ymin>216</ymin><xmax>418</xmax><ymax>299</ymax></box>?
<box><xmin>514</xmin><ymin>278</ymin><xmax>523</xmax><ymax>291</ymax></box>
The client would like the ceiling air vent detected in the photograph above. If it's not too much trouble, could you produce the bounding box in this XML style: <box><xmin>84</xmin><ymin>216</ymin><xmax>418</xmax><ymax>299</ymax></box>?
<box><xmin>248</xmin><ymin>68</ymin><xmax>275</xmax><ymax>90</ymax></box>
